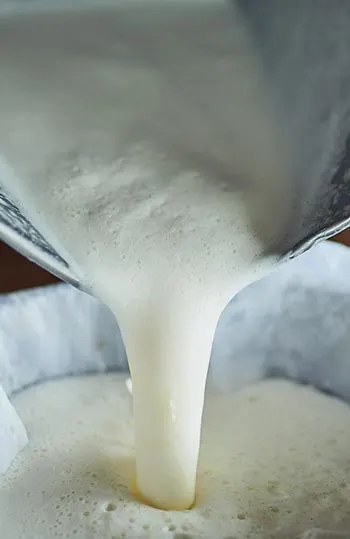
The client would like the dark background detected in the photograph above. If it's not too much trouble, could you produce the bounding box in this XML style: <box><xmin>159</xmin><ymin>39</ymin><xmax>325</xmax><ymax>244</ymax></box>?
<box><xmin>0</xmin><ymin>241</ymin><xmax>58</xmax><ymax>293</ymax></box>
<box><xmin>1</xmin><ymin>231</ymin><xmax>350</xmax><ymax>294</ymax></box>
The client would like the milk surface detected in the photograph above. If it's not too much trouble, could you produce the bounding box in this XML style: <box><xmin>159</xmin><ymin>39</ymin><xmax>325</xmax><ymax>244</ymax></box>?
<box><xmin>1</xmin><ymin>373</ymin><xmax>350</xmax><ymax>538</ymax></box>
<box><xmin>0</xmin><ymin>2</ymin><xmax>293</xmax><ymax>508</ymax></box>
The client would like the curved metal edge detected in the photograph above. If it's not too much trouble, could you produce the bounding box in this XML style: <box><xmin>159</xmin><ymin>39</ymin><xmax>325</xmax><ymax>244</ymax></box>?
<box><xmin>283</xmin><ymin>217</ymin><xmax>350</xmax><ymax>262</ymax></box>
<box><xmin>0</xmin><ymin>222</ymin><xmax>84</xmax><ymax>292</ymax></box>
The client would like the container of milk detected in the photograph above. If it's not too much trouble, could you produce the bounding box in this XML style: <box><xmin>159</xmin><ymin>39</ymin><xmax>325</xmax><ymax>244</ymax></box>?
<box><xmin>1</xmin><ymin>1</ymin><xmax>350</xmax><ymax>535</ymax></box>
<box><xmin>1</xmin><ymin>0</ymin><xmax>350</xmax><ymax>288</ymax></box>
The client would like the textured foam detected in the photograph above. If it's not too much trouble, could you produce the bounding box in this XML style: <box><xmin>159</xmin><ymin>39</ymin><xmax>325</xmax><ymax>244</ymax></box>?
<box><xmin>1</xmin><ymin>373</ymin><xmax>350</xmax><ymax>538</ymax></box>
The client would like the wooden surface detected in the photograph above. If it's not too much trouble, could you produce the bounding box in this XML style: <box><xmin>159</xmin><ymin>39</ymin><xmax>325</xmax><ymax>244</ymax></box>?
<box><xmin>0</xmin><ymin>241</ymin><xmax>58</xmax><ymax>293</ymax></box>
<box><xmin>1</xmin><ymin>230</ymin><xmax>350</xmax><ymax>294</ymax></box>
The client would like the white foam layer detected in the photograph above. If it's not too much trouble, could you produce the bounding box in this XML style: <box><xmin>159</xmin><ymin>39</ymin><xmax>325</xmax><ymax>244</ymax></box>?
<box><xmin>0</xmin><ymin>384</ymin><xmax>28</xmax><ymax>475</ymax></box>
<box><xmin>1</xmin><ymin>373</ymin><xmax>350</xmax><ymax>538</ymax></box>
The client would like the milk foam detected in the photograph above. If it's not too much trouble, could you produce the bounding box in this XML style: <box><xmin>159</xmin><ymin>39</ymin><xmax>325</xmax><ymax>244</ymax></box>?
<box><xmin>0</xmin><ymin>2</ymin><xmax>293</xmax><ymax>508</ymax></box>
<box><xmin>1</xmin><ymin>373</ymin><xmax>350</xmax><ymax>538</ymax></box>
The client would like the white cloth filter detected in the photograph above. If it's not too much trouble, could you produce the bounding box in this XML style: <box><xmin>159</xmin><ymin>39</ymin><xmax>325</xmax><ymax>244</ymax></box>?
<box><xmin>2</xmin><ymin>241</ymin><xmax>350</xmax><ymax>401</ymax></box>
<box><xmin>0</xmin><ymin>384</ymin><xmax>28</xmax><ymax>474</ymax></box>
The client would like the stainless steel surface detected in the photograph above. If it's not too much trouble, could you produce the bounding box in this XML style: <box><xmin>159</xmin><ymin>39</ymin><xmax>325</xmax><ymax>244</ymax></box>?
<box><xmin>0</xmin><ymin>0</ymin><xmax>350</xmax><ymax>291</ymax></box>
<box><xmin>0</xmin><ymin>187</ymin><xmax>80</xmax><ymax>288</ymax></box>
<box><xmin>238</xmin><ymin>0</ymin><xmax>350</xmax><ymax>259</ymax></box>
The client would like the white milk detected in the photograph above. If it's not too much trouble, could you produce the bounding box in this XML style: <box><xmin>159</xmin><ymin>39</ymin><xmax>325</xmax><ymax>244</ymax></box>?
<box><xmin>0</xmin><ymin>2</ymin><xmax>293</xmax><ymax>509</ymax></box>
<box><xmin>1</xmin><ymin>373</ymin><xmax>350</xmax><ymax>538</ymax></box>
